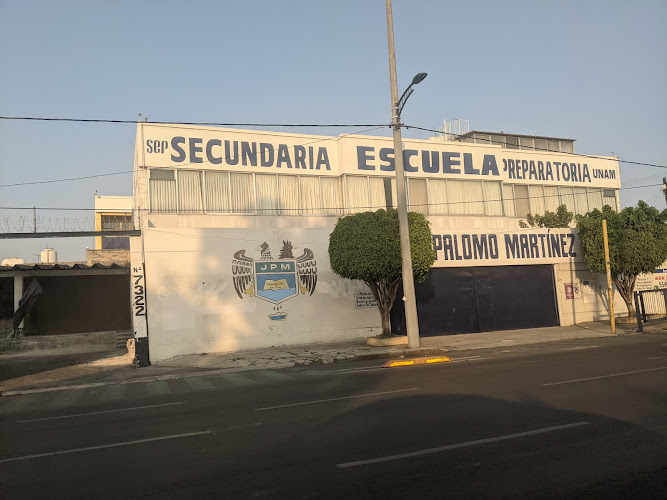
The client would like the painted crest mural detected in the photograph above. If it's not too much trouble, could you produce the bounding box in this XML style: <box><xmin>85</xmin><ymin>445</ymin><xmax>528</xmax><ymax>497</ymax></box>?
<box><xmin>232</xmin><ymin>241</ymin><xmax>317</xmax><ymax>320</ymax></box>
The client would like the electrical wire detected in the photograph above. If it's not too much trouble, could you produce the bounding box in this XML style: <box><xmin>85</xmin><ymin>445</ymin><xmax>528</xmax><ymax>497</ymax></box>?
<box><xmin>404</xmin><ymin>124</ymin><xmax>667</xmax><ymax>170</ymax></box>
<box><xmin>0</xmin><ymin>116</ymin><xmax>388</xmax><ymax>128</ymax></box>
<box><xmin>1</xmin><ymin>115</ymin><xmax>665</xmax><ymax>170</ymax></box>
<box><xmin>0</xmin><ymin>126</ymin><xmax>388</xmax><ymax>188</ymax></box>
<box><xmin>0</xmin><ymin>183</ymin><xmax>661</xmax><ymax>214</ymax></box>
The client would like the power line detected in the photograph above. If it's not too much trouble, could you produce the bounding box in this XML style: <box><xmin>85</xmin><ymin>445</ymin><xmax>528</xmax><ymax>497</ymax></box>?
<box><xmin>0</xmin><ymin>116</ymin><xmax>389</xmax><ymax>128</ymax></box>
<box><xmin>1</xmin><ymin>183</ymin><xmax>660</xmax><ymax>214</ymax></box>
<box><xmin>0</xmin><ymin>126</ymin><xmax>388</xmax><ymax>188</ymax></box>
<box><xmin>0</xmin><ymin>170</ymin><xmax>133</xmax><ymax>188</ymax></box>
<box><xmin>404</xmin><ymin>124</ymin><xmax>667</xmax><ymax>170</ymax></box>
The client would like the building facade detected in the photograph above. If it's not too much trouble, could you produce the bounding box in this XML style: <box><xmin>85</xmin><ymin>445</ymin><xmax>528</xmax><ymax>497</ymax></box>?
<box><xmin>131</xmin><ymin>123</ymin><xmax>624</xmax><ymax>363</ymax></box>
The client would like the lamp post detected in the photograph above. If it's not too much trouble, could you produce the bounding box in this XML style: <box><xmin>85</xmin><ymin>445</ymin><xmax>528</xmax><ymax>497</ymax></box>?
<box><xmin>386</xmin><ymin>0</ymin><xmax>426</xmax><ymax>348</ymax></box>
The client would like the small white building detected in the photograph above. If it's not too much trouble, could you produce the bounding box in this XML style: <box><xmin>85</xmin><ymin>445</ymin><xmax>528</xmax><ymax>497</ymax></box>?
<box><xmin>130</xmin><ymin>123</ymin><xmax>624</xmax><ymax>364</ymax></box>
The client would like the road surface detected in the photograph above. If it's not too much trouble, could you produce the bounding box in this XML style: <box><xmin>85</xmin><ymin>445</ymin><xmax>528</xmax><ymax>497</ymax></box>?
<box><xmin>1</xmin><ymin>334</ymin><xmax>666</xmax><ymax>498</ymax></box>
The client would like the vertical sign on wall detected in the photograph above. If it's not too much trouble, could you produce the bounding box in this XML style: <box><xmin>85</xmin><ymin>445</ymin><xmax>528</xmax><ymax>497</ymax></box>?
<box><xmin>130</xmin><ymin>236</ymin><xmax>150</xmax><ymax>366</ymax></box>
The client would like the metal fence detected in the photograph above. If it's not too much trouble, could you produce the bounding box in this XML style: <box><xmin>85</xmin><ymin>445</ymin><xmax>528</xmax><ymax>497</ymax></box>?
<box><xmin>634</xmin><ymin>288</ymin><xmax>667</xmax><ymax>332</ymax></box>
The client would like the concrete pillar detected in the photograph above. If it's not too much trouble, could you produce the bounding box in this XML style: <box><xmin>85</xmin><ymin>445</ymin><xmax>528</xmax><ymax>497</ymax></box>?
<box><xmin>14</xmin><ymin>275</ymin><xmax>24</xmax><ymax>329</ymax></box>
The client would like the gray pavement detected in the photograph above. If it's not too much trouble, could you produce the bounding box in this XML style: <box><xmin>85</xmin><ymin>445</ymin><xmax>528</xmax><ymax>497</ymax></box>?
<box><xmin>1</xmin><ymin>319</ymin><xmax>665</xmax><ymax>396</ymax></box>
<box><xmin>1</xmin><ymin>332</ymin><xmax>666</xmax><ymax>498</ymax></box>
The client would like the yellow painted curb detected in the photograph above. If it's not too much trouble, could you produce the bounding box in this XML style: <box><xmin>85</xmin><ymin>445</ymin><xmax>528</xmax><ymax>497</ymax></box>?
<box><xmin>382</xmin><ymin>356</ymin><xmax>451</xmax><ymax>368</ymax></box>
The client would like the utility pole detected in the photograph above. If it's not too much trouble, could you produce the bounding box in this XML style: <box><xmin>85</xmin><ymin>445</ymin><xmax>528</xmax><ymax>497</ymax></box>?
<box><xmin>385</xmin><ymin>0</ymin><xmax>421</xmax><ymax>348</ymax></box>
<box><xmin>602</xmin><ymin>219</ymin><xmax>616</xmax><ymax>335</ymax></box>
<box><xmin>662</xmin><ymin>177</ymin><xmax>667</xmax><ymax>206</ymax></box>
<box><xmin>33</xmin><ymin>206</ymin><xmax>36</xmax><ymax>233</ymax></box>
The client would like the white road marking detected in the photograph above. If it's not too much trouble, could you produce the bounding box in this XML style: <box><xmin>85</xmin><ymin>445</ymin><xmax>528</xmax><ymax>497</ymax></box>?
<box><xmin>0</xmin><ymin>430</ymin><xmax>211</xmax><ymax>463</ymax></box>
<box><xmin>255</xmin><ymin>388</ymin><xmax>419</xmax><ymax>411</ymax></box>
<box><xmin>450</xmin><ymin>355</ymin><xmax>485</xmax><ymax>362</ymax></box>
<box><xmin>257</xmin><ymin>370</ymin><xmax>292</xmax><ymax>380</ymax></box>
<box><xmin>145</xmin><ymin>380</ymin><xmax>171</xmax><ymax>395</ymax></box>
<box><xmin>183</xmin><ymin>377</ymin><xmax>216</xmax><ymax>391</ymax></box>
<box><xmin>99</xmin><ymin>384</ymin><xmax>127</xmax><ymax>401</ymax></box>
<box><xmin>320</xmin><ymin>365</ymin><xmax>385</xmax><ymax>374</ymax></box>
<box><xmin>543</xmin><ymin>366</ymin><xmax>667</xmax><ymax>386</ymax></box>
<box><xmin>18</xmin><ymin>401</ymin><xmax>185</xmax><ymax>423</ymax></box>
<box><xmin>337</xmin><ymin>421</ymin><xmax>591</xmax><ymax>468</ymax></box>
<box><xmin>648</xmin><ymin>356</ymin><xmax>666</xmax><ymax>360</ymax></box>
<box><xmin>220</xmin><ymin>373</ymin><xmax>256</xmax><ymax>385</ymax></box>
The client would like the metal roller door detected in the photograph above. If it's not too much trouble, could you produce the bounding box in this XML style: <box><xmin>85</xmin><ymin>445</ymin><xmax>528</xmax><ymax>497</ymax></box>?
<box><xmin>391</xmin><ymin>265</ymin><xmax>559</xmax><ymax>336</ymax></box>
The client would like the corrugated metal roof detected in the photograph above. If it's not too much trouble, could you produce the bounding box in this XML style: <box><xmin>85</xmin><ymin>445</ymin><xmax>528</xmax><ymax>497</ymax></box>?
<box><xmin>0</xmin><ymin>263</ymin><xmax>129</xmax><ymax>272</ymax></box>
<box><xmin>457</xmin><ymin>130</ymin><xmax>576</xmax><ymax>142</ymax></box>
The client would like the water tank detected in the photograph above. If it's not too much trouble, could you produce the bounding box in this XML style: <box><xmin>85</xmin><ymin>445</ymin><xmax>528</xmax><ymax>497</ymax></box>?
<box><xmin>1</xmin><ymin>257</ymin><xmax>25</xmax><ymax>267</ymax></box>
<box><xmin>41</xmin><ymin>248</ymin><xmax>57</xmax><ymax>264</ymax></box>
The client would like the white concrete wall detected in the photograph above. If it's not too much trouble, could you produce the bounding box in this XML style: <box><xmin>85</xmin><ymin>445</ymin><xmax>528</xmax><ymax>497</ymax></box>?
<box><xmin>142</xmin><ymin>225</ymin><xmax>379</xmax><ymax>362</ymax></box>
<box><xmin>554</xmin><ymin>261</ymin><xmax>628</xmax><ymax>325</ymax></box>
<box><xmin>94</xmin><ymin>195</ymin><xmax>133</xmax><ymax>213</ymax></box>
<box><xmin>139</xmin><ymin>211</ymin><xmax>621</xmax><ymax>361</ymax></box>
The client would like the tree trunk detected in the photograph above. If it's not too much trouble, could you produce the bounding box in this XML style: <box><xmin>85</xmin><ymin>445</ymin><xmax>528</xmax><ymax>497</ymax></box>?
<box><xmin>612</xmin><ymin>275</ymin><xmax>636</xmax><ymax>317</ymax></box>
<box><xmin>367</xmin><ymin>280</ymin><xmax>400</xmax><ymax>337</ymax></box>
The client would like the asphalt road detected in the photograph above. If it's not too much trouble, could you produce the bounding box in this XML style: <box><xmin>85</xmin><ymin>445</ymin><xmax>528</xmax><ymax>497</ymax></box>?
<box><xmin>1</xmin><ymin>334</ymin><xmax>666</xmax><ymax>499</ymax></box>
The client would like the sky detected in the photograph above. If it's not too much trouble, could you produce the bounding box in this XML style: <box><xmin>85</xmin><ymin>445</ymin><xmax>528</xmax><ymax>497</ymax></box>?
<box><xmin>1</xmin><ymin>0</ymin><xmax>666</xmax><ymax>262</ymax></box>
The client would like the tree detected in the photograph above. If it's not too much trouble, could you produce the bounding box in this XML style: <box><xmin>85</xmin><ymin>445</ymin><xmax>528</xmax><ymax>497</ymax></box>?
<box><xmin>519</xmin><ymin>204</ymin><xmax>573</xmax><ymax>228</ymax></box>
<box><xmin>576</xmin><ymin>201</ymin><xmax>667</xmax><ymax>317</ymax></box>
<box><xmin>328</xmin><ymin>209</ymin><xmax>435</xmax><ymax>337</ymax></box>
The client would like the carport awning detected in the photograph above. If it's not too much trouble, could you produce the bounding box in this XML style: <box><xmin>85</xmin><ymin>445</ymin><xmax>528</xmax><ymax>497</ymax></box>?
<box><xmin>0</xmin><ymin>263</ymin><xmax>129</xmax><ymax>277</ymax></box>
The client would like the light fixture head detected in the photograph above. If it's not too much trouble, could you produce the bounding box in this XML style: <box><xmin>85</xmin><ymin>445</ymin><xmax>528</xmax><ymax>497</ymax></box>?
<box><xmin>411</xmin><ymin>72</ymin><xmax>428</xmax><ymax>85</ymax></box>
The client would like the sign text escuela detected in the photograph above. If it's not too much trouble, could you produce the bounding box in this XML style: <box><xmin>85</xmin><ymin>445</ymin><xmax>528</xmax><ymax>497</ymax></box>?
<box><xmin>142</xmin><ymin>129</ymin><xmax>618</xmax><ymax>185</ymax></box>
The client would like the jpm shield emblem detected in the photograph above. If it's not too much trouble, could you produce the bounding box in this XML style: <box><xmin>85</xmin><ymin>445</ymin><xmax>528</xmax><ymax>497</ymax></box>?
<box><xmin>254</xmin><ymin>260</ymin><xmax>298</xmax><ymax>304</ymax></box>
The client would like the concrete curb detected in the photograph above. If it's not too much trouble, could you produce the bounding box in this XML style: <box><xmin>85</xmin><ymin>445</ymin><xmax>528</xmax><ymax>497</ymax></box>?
<box><xmin>3</xmin><ymin>327</ymin><xmax>663</xmax><ymax>397</ymax></box>
<box><xmin>0</xmin><ymin>347</ymin><xmax>452</xmax><ymax>397</ymax></box>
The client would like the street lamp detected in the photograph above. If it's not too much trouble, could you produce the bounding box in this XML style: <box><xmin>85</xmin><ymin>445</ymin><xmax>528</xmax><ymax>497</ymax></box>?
<box><xmin>386</xmin><ymin>0</ymin><xmax>426</xmax><ymax>348</ymax></box>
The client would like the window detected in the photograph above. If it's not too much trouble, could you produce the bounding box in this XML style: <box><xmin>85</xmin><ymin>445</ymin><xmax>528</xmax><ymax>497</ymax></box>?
<box><xmin>502</xmin><ymin>184</ymin><xmax>515</xmax><ymax>217</ymax></box>
<box><xmin>149</xmin><ymin>169</ymin><xmax>177</xmax><ymax>213</ymax></box>
<box><xmin>206</xmin><ymin>172</ymin><xmax>231</xmax><ymax>213</ymax></box>
<box><xmin>559</xmin><ymin>187</ymin><xmax>575</xmax><ymax>214</ymax></box>
<box><xmin>407</xmin><ymin>178</ymin><xmax>428</xmax><ymax>214</ymax></box>
<box><xmin>519</xmin><ymin>137</ymin><xmax>534</xmax><ymax>150</ymax></box>
<box><xmin>300</xmin><ymin>177</ymin><xmax>321</xmax><ymax>215</ymax></box>
<box><xmin>603</xmin><ymin>189</ymin><xmax>617</xmax><ymax>211</ymax></box>
<box><xmin>369</xmin><ymin>177</ymin><xmax>388</xmax><ymax>211</ymax></box>
<box><xmin>561</xmin><ymin>142</ymin><xmax>574</xmax><ymax>154</ymax></box>
<box><xmin>230</xmin><ymin>173</ymin><xmax>254</xmax><ymax>213</ymax></box>
<box><xmin>484</xmin><ymin>181</ymin><xmax>503</xmax><ymax>216</ymax></box>
<box><xmin>514</xmin><ymin>185</ymin><xmax>530</xmax><ymax>218</ymax></box>
<box><xmin>587</xmin><ymin>188</ymin><xmax>603</xmax><ymax>212</ymax></box>
<box><xmin>534</xmin><ymin>139</ymin><xmax>548</xmax><ymax>153</ymax></box>
<box><xmin>278</xmin><ymin>175</ymin><xmax>299</xmax><ymax>215</ymax></box>
<box><xmin>476</xmin><ymin>134</ymin><xmax>491</xmax><ymax>146</ymax></box>
<box><xmin>505</xmin><ymin>136</ymin><xmax>519</xmax><ymax>150</ymax></box>
<box><xmin>428</xmin><ymin>179</ymin><xmax>448</xmax><ymax>214</ymax></box>
<box><xmin>529</xmin><ymin>185</ymin><xmax>545</xmax><ymax>215</ymax></box>
<box><xmin>101</xmin><ymin>214</ymin><xmax>132</xmax><ymax>231</ymax></box>
<box><xmin>573</xmin><ymin>187</ymin><xmax>588</xmax><ymax>215</ymax></box>
<box><xmin>256</xmin><ymin>174</ymin><xmax>279</xmax><ymax>215</ymax></box>
<box><xmin>321</xmin><ymin>177</ymin><xmax>342</xmax><ymax>215</ymax></box>
<box><xmin>345</xmin><ymin>176</ymin><xmax>369</xmax><ymax>213</ymax></box>
<box><xmin>543</xmin><ymin>186</ymin><xmax>560</xmax><ymax>212</ymax></box>
<box><xmin>490</xmin><ymin>135</ymin><xmax>504</xmax><ymax>146</ymax></box>
<box><xmin>178</xmin><ymin>170</ymin><xmax>203</xmax><ymax>213</ymax></box>
<box><xmin>447</xmin><ymin>180</ymin><xmax>484</xmax><ymax>215</ymax></box>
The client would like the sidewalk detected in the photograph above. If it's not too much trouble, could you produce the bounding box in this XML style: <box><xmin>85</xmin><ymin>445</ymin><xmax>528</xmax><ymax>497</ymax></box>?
<box><xmin>1</xmin><ymin>320</ymin><xmax>665</xmax><ymax>396</ymax></box>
